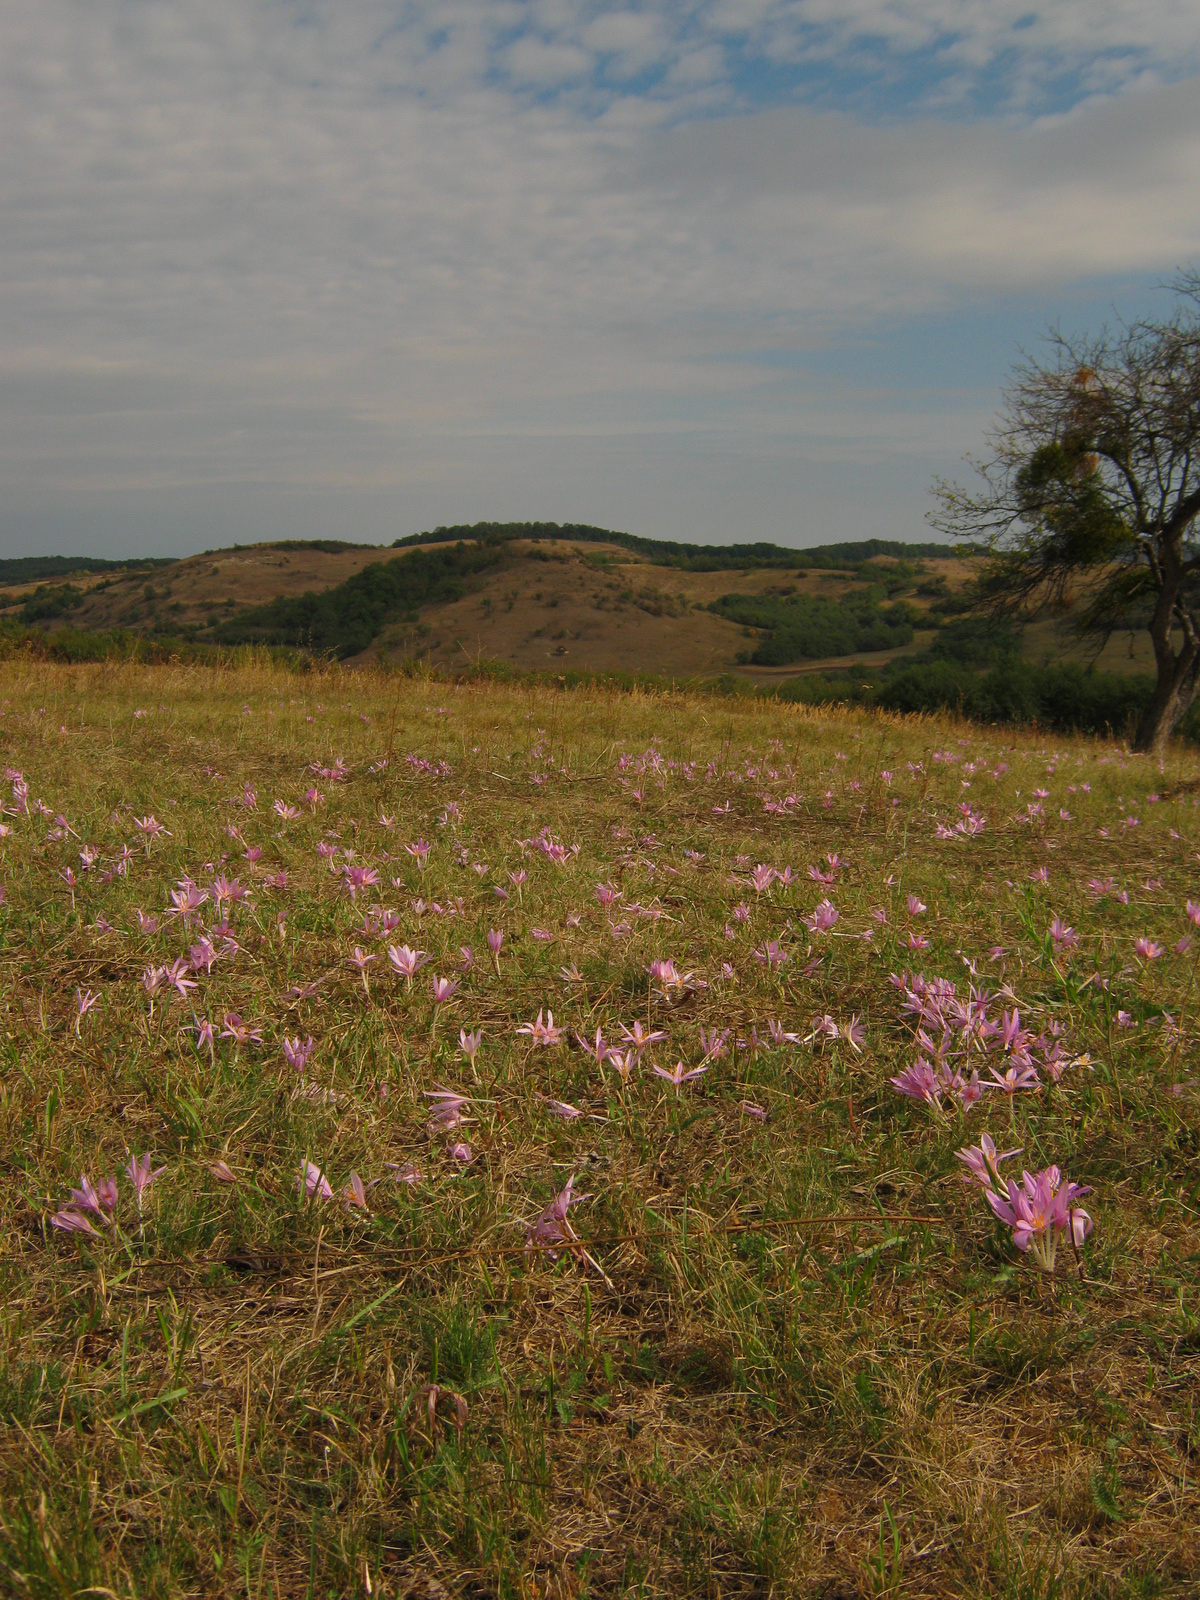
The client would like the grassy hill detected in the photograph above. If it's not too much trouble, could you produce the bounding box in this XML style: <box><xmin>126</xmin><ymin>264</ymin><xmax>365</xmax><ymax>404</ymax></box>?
<box><xmin>0</xmin><ymin>531</ymin><xmax>972</xmax><ymax>677</ymax></box>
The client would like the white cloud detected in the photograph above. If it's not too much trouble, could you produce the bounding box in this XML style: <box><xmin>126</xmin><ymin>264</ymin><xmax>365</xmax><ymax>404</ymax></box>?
<box><xmin>0</xmin><ymin>3</ymin><xmax>1198</xmax><ymax>554</ymax></box>
<box><xmin>504</xmin><ymin>36</ymin><xmax>592</xmax><ymax>84</ymax></box>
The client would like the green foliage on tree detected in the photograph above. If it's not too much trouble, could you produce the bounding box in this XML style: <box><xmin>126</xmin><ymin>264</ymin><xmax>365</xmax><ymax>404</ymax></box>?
<box><xmin>21</xmin><ymin>584</ymin><xmax>85</xmax><ymax>624</ymax></box>
<box><xmin>932</xmin><ymin>272</ymin><xmax>1200</xmax><ymax>753</ymax></box>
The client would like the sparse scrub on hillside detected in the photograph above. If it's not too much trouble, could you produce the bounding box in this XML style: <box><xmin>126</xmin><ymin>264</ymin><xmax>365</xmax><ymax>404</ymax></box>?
<box><xmin>0</xmin><ymin>660</ymin><xmax>1196</xmax><ymax>1596</ymax></box>
<box><xmin>0</xmin><ymin>555</ymin><xmax>174</xmax><ymax>586</ymax></box>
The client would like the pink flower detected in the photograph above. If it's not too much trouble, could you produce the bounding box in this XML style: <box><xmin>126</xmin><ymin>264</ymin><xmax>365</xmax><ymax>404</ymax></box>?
<box><xmin>190</xmin><ymin>936</ymin><xmax>219</xmax><ymax>973</ymax></box>
<box><xmin>1135</xmin><ymin>938</ymin><xmax>1164</xmax><ymax>960</ymax></box>
<box><xmin>802</xmin><ymin>899</ymin><xmax>839</xmax><ymax>934</ymax></box>
<box><xmin>459</xmin><ymin>1028</ymin><xmax>482</xmax><ymax>1065</ymax></box>
<box><xmin>618</xmin><ymin>1021</ymin><xmax>667</xmax><ymax>1056</ymax></box>
<box><xmin>68</xmin><ymin>1173</ymin><xmax>115</xmax><ymax>1219</ymax></box>
<box><xmin>753</xmin><ymin>938</ymin><xmax>789</xmax><ymax>968</ymax></box>
<box><xmin>431</xmin><ymin>974</ymin><xmax>460</xmax><ymax>1004</ymax></box>
<box><xmin>449</xmin><ymin>1142</ymin><xmax>474</xmax><ymax>1165</ymax></box>
<box><xmin>525</xmin><ymin>1174</ymin><xmax>592</xmax><ymax>1260</ymax></box>
<box><xmin>652</xmin><ymin>1060</ymin><xmax>708</xmax><ymax>1090</ymax></box>
<box><xmin>283</xmin><ymin>1036</ymin><xmax>315</xmax><ymax>1073</ymax></box>
<box><xmin>842</xmin><ymin>1015</ymin><xmax>866</xmax><ymax>1053</ymax></box>
<box><xmin>956</xmin><ymin>1134</ymin><xmax>1021</xmax><ymax>1190</ymax></box>
<box><xmin>986</xmin><ymin>1061</ymin><xmax>1040</xmax><ymax>1096</ymax></box>
<box><xmin>189</xmin><ymin>1017</ymin><xmax>216</xmax><ymax>1055</ymax></box>
<box><xmin>906</xmin><ymin>933</ymin><xmax>929</xmax><ymax>950</ymax></box>
<box><xmin>517</xmin><ymin>1009</ymin><xmax>564</xmax><ymax>1046</ymax></box>
<box><xmin>647</xmin><ymin>957</ymin><xmax>700</xmax><ymax>997</ymax></box>
<box><xmin>166</xmin><ymin>956</ymin><xmax>197</xmax><ymax>999</ymax></box>
<box><xmin>425</xmin><ymin>1085</ymin><xmax>471</xmax><ymax>1130</ymax></box>
<box><xmin>1187</xmin><ymin>900</ymin><xmax>1200</xmax><ymax>927</ymax></box>
<box><xmin>594</xmin><ymin>883</ymin><xmax>622</xmax><ymax>908</ymax></box>
<box><xmin>387</xmin><ymin>1161</ymin><xmax>424</xmax><ymax>1187</ymax></box>
<box><xmin>125</xmin><ymin>1152</ymin><xmax>166</xmax><ymax>1213</ymax></box>
<box><xmin>142</xmin><ymin>964</ymin><xmax>168</xmax><ymax>998</ymax></box>
<box><xmin>347</xmin><ymin>946</ymin><xmax>376</xmax><ymax>973</ymax></box>
<box><xmin>537</xmin><ymin>1095</ymin><xmax>583</xmax><ymax>1119</ymax></box>
<box><xmin>75</xmin><ymin>988</ymin><xmax>99</xmax><ymax>1034</ymax></box>
<box><xmin>387</xmin><ymin>944</ymin><xmax>430</xmax><ymax>984</ymax></box>
<box><xmin>342</xmin><ymin>864</ymin><xmax>381</xmax><ymax>899</ymax></box>
<box><xmin>1049</xmin><ymin>917</ymin><xmax>1079</xmax><ymax>949</ymax></box>
<box><xmin>806</xmin><ymin>1014</ymin><xmax>840</xmax><ymax>1045</ymax></box>
<box><xmin>51</xmin><ymin>1207</ymin><xmax>101</xmax><ymax>1237</ymax></box>
<box><xmin>299</xmin><ymin>1161</ymin><xmax>334</xmax><ymax>1201</ymax></box>
<box><xmin>701</xmin><ymin>1025</ymin><xmax>734</xmax><ymax>1057</ymax></box>
<box><xmin>220</xmin><ymin>1013</ymin><xmax>263</xmax><ymax>1046</ymax></box>
<box><xmin>985</xmin><ymin>1166</ymin><xmax>1093</xmax><ymax>1272</ymax></box>
<box><xmin>907</xmin><ymin>894</ymin><xmax>927</xmax><ymax>916</ymax></box>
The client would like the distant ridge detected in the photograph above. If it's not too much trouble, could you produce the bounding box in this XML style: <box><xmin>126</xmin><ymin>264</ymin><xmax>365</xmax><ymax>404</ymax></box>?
<box><xmin>0</xmin><ymin>555</ymin><xmax>175</xmax><ymax>586</ymax></box>
<box><xmin>391</xmin><ymin>522</ymin><xmax>951</xmax><ymax>571</ymax></box>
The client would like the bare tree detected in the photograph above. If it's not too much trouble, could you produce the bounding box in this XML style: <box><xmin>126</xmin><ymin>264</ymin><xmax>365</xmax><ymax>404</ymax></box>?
<box><xmin>931</xmin><ymin>273</ymin><xmax>1200</xmax><ymax>754</ymax></box>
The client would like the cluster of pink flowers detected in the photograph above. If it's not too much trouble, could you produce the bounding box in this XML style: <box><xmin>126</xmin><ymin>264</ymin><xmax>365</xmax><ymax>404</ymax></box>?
<box><xmin>957</xmin><ymin>1136</ymin><xmax>1093</xmax><ymax>1273</ymax></box>
<box><xmin>888</xmin><ymin>970</ymin><xmax>1081</xmax><ymax>1114</ymax></box>
<box><xmin>51</xmin><ymin>1153</ymin><xmax>165</xmax><ymax>1236</ymax></box>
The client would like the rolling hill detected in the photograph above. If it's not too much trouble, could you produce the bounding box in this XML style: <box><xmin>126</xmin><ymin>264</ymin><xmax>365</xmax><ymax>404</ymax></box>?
<box><xmin>0</xmin><ymin>527</ymin><xmax>971</xmax><ymax>682</ymax></box>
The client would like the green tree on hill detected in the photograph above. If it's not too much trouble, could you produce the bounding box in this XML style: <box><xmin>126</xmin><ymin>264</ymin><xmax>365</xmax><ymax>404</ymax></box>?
<box><xmin>933</xmin><ymin>272</ymin><xmax>1200</xmax><ymax>754</ymax></box>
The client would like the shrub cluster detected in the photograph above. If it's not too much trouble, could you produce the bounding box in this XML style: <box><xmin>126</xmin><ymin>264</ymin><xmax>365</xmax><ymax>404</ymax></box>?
<box><xmin>775</xmin><ymin>655</ymin><xmax>1177</xmax><ymax>739</ymax></box>
<box><xmin>710</xmin><ymin>589</ymin><xmax>918</xmax><ymax>664</ymax></box>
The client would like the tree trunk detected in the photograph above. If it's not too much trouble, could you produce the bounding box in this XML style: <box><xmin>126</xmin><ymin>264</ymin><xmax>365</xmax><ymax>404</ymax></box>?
<box><xmin>1133</xmin><ymin>614</ymin><xmax>1200</xmax><ymax>754</ymax></box>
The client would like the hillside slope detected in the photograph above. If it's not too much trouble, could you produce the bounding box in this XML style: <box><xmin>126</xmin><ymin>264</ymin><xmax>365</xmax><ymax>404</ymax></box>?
<box><xmin>0</xmin><ymin>530</ymin><xmax>972</xmax><ymax>680</ymax></box>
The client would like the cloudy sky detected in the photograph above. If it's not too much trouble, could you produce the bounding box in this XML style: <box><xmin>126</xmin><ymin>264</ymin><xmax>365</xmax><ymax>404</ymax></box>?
<box><xmin>3</xmin><ymin>1</ymin><xmax>1199</xmax><ymax>557</ymax></box>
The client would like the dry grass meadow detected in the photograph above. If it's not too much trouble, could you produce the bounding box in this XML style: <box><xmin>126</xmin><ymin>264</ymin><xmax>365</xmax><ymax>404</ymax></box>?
<box><xmin>0</xmin><ymin>656</ymin><xmax>1197</xmax><ymax>1598</ymax></box>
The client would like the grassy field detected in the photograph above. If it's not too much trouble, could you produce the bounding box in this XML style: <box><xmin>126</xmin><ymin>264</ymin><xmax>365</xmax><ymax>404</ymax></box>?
<box><xmin>0</xmin><ymin>658</ymin><xmax>1197</xmax><ymax>1598</ymax></box>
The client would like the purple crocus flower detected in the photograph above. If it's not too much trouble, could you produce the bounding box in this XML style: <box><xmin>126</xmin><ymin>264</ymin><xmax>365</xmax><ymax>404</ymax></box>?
<box><xmin>536</xmin><ymin>1095</ymin><xmax>583</xmax><ymax>1120</ymax></box>
<box><xmin>282</xmin><ymin>1035</ymin><xmax>315</xmax><ymax>1074</ymax></box>
<box><xmin>803</xmin><ymin>899</ymin><xmax>839</xmax><ymax>934</ymax></box>
<box><xmin>652</xmin><ymin>1060</ymin><xmax>708</xmax><ymax>1090</ymax></box>
<box><xmin>387</xmin><ymin>944</ymin><xmax>429</xmax><ymax>984</ymax></box>
<box><xmin>525</xmin><ymin>1174</ymin><xmax>592</xmax><ymax>1260</ymax></box>
<box><xmin>125</xmin><ymin>1152</ymin><xmax>166</xmax><ymax>1214</ymax></box>
<box><xmin>51</xmin><ymin>1208</ymin><xmax>101</xmax><ymax>1237</ymax></box>
<box><xmin>956</xmin><ymin>1134</ymin><xmax>1022</xmax><ymax>1191</ymax></box>
<box><xmin>986</xmin><ymin>1166</ymin><xmax>1093</xmax><ymax>1272</ymax></box>
<box><xmin>299</xmin><ymin>1161</ymin><xmax>334</xmax><ymax>1201</ymax></box>
<box><xmin>425</xmin><ymin>1085</ymin><xmax>471</xmax><ymax>1131</ymax></box>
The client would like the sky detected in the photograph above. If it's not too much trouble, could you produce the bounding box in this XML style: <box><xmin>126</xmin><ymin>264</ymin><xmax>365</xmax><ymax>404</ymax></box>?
<box><xmin>2</xmin><ymin>2</ymin><xmax>1200</xmax><ymax>558</ymax></box>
